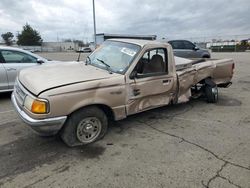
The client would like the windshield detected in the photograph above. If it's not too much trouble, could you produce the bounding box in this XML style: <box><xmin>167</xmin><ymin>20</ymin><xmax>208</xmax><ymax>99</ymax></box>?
<box><xmin>88</xmin><ymin>40</ymin><xmax>141</xmax><ymax>74</ymax></box>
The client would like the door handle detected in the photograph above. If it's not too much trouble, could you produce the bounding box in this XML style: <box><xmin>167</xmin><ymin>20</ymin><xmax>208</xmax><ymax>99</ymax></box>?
<box><xmin>162</xmin><ymin>79</ymin><xmax>171</xmax><ymax>85</ymax></box>
<box><xmin>6</xmin><ymin>68</ymin><xmax>16</xmax><ymax>71</ymax></box>
<box><xmin>162</xmin><ymin>80</ymin><xmax>170</xmax><ymax>83</ymax></box>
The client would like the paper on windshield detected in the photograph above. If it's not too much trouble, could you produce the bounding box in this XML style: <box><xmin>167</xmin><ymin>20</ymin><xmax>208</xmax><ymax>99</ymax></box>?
<box><xmin>121</xmin><ymin>47</ymin><xmax>136</xmax><ymax>56</ymax></box>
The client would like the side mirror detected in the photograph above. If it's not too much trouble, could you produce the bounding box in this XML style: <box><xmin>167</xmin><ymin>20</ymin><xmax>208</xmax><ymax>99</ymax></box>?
<box><xmin>194</xmin><ymin>46</ymin><xmax>199</xmax><ymax>51</ymax></box>
<box><xmin>37</xmin><ymin>59</ymin><xmax>45</xmax><ymax>64</ymax></box>
<box><xmin>129</xmin><ymin>71</ymin><xmax>137</xmax><ymax>79</ymax></box>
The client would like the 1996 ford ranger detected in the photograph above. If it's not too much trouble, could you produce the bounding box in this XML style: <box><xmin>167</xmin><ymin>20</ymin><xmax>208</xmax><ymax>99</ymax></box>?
<box><xmin>12</xmin><ymin>39</ymin><xmax>234</xmax><ymax>146</ymax></box>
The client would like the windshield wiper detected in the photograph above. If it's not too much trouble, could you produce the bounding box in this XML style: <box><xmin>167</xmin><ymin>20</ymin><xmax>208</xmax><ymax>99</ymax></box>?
<box><xmin>96</xmin><ymin>58</ymin><xmax>113</xmax><ymax>74</ymax></box>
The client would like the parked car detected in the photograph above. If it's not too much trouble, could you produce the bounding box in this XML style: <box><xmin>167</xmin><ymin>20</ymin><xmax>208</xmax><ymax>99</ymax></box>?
<box><xmin>12</xmin><ymin>39</ymin><xmax>234</xmax><ymax>146</ymax></box>
<box><xmin>76</xmin><ymin>47</ymin><xmax>92</xmax><ymax>53</ymax></box>
<box><xmin>168</xmin><ymin>40</ymin><xmax>211</xmax><ymax>59</ymax></box>
<box><xmin>0</xmin><ymin>46</ymin><xmax>49</xmax><ymax>92</ymax></box>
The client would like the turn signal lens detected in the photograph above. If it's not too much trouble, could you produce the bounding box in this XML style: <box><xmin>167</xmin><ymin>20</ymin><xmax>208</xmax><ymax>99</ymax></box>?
<box><xmin>31</xmin><ymin>100</ymin><xmax>47</xmax><ymax>114</ymax></box>
<box><xmin>24</xmin><ymin>95</ymin><xmax>49</xmax><ymax>114</ymax></box>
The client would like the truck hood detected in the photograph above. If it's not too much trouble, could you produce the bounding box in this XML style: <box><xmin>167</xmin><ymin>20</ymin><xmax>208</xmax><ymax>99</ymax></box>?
<box><xmin>19</xmin><ymin>61</ymin><xmax>120</xmax><ymax>96</ymax></box>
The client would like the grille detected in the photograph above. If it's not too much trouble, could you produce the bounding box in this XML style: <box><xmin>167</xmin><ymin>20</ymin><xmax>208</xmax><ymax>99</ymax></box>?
<box><xmin>14</xmin><ymin>81</ymin><xmax>27</xmax><ymax>106</ymax></box>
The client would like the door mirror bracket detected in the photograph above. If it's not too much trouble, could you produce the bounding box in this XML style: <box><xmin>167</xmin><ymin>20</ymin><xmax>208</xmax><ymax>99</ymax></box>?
<box><xmin>194</xmin><ymin>46</ymin><xmax>199</xmax><ymax>51</ymax></box>
<box><xmin>130</xmin><ymin>71</ymin><xmax>137</xmax><ymax>79</ymax></box>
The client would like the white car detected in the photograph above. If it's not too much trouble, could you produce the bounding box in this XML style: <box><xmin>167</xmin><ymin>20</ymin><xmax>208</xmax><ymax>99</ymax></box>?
<box><xmin>76</xmin><ymin>47</ymin><xmax>92</xmax><ymax>53</ymax></box>
<box><xmin>0</xmin><ymin>46</ymin><xmax>49</xmax><ymax>93</ymax></box>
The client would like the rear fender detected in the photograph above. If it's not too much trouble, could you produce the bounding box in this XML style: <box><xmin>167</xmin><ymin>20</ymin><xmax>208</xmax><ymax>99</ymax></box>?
<box><xmin>204</xmin><ymin>78</ymin><xmax>216</xmax><ymax>87</ymax></box>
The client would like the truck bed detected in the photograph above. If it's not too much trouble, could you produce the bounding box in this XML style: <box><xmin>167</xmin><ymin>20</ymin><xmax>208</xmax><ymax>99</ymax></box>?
<box><xmin>175</xmin><ymin>56</ymin><xmax>234</xmax><ymax>98</ymax></box>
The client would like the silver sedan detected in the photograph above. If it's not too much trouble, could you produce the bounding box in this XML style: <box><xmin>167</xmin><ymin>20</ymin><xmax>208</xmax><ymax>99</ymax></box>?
<box><xmin>0</xmin><ymin>46</ymin><xmax>49</xmax><ymax>93</ymax></box>
<box><xmin>168</xmin><ymin>40</ymin><xmax>211</xmax><ymax>59</ymax></box>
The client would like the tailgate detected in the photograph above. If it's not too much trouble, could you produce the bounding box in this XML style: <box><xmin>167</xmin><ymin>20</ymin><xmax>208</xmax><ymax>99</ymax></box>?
<box><xmin>211</xmin><ymin>58</ymin><xmax>234</xmax><ymax>86</ymax></box>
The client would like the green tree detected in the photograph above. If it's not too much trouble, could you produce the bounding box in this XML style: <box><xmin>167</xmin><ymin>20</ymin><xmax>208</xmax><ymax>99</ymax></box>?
<box><xmin>1</xmin><ymin>32</ymin><xmax>14</xmax><ymax>46</ymax></box>
<box><xmin>17</xmin><ymin>24</ymin><xmax>43</xmax><ymax>46</ymax></box>
<box><xmin>64</xmin><ymin>39</ymin><xmax>72</xmax><ymax>42</ymax></box>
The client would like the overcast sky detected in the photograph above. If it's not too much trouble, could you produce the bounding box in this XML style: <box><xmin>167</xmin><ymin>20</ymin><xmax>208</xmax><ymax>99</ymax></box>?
<box><xmin>0</xmin><ymin>0</ymin><xmax>249</xmax><ymax>42</ymax></box>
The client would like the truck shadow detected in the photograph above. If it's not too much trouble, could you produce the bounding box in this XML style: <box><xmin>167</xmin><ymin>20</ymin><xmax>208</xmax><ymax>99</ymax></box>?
<box><xmin>108</xmin><ymin>94</ymin><xmax>241</xmax><ymax>134</ymax></box>
<box><xmin>0</xmin><ymin>92</ymin><xmax>12</xmax><ymax>99</ymax></box>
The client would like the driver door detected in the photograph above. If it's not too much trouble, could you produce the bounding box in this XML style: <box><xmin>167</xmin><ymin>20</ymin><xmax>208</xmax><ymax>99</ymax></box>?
<box><xmin>126</xmin><ymin>48</ymin><xmax>175</xmax><ymax>115</ymax></box>
<box><xmin>183</xmin><ymin>41</ymin><xmax>200</xmax><ymax>58</ymax></box>
<box><xmin>1</xmin><ymin>50</ymin><xmax>38</xmax><ymax>89</ymax></box>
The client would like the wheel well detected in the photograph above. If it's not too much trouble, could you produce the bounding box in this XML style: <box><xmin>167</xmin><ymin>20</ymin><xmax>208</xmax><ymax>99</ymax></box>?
<box><xmin>198</xmin><ymin>77</ymin><xmax>211</xmax><ymax>84</ymax></box>
<box><xmin>95</xmin><ymin>104</ymin><xmax>115</xmax><ymax>121</ymax></box>
<box><xmin>198</xmin><ymin>77</ymin><xmax>216</xmax><ymax>87</ymax></box>
<box><xmin>71</xmin><ymin>104</ymin><xmax>115</xmax><ymax>122</ymax></box>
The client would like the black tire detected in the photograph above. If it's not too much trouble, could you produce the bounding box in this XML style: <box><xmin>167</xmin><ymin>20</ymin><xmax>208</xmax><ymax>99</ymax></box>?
<box><xmin>60</xmin><ymin>106</ymin><xmax>108</xmax><ymax>147</ymax></box>
<box><xmin>202</xmin><ymin>55</ymin><xmax>210</xmax><ymax>58</ymax></box>
<box><xmin>205</xmin><ymin>85</ymin><xmax>218</xmax><ymax>103</ymax></box>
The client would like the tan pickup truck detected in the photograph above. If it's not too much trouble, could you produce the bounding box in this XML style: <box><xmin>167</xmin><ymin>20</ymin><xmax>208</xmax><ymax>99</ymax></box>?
<box><xmin>12</xmin><ymin>39</ymin><xmax>234</xmax><ymax>146</ymax></box>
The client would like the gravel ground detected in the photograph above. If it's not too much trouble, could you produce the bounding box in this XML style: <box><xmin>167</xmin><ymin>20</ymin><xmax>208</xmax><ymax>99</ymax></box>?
<box><xmin>0</xmin><ymin>52</ymin><xmax>249</xmax><ymax>188</ymax></box>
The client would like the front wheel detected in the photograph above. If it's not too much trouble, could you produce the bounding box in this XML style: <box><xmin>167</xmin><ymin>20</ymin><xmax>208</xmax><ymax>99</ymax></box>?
<box><xmin>60</xmin><ymin>106</ymin><xmax>108</xmax><ymax>147</ymax></box>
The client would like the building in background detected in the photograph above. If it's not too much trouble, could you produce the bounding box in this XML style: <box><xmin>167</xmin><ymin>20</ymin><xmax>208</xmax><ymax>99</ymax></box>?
<box><xmin>42</xmin><ymin>42</ymin><xmax>79</xmax><ymax>52</ymax></box>
<box><xmin>204</xmin><ymin>39</ymin><xmax>250</xmax><ymax>52</ymax></box>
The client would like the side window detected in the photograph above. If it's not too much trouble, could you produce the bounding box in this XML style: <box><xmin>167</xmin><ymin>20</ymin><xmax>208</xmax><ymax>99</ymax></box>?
<box><xmin>183</xmin><ymin>41</ymin><xmax>195</xmax><ymax>50</ymax></box>
<box><xmin>170</xmin><ymin>41</ymin><xmax>185</xmax><ymax>49</ymax></box>
<box><xmin>0</xmin><ymin>51</ymin><xmax>5</xmax><ymax>63</ymax></box>
<box><xmin>1</xmin><ymin>50</ymin><xmax>37</xmax><ymax>63</ymax></box>
<box><xmin>136</xmin><ymin>48</ymin><xmax>168</xmax><ymax>76</ymax></box>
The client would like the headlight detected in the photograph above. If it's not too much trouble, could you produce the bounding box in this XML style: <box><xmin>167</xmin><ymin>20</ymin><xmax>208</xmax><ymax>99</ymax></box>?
<box><xmin>24</xmin><ymin>95</ymin><xmax>49</xmax><ymax>114</ymax></box>
<box><xmin>24</xmin><ymin>95</ymin><xmax>33</xmax><ymax>110</ymax></box>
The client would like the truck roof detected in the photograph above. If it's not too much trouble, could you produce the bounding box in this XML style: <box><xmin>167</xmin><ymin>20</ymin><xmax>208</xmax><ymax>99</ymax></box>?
<box><xmin>96</xmin><ymin>33</ymin><xmax>157</xmax><ymax>40</ymax></box>
<box><xmin>108</xmin><ymin>38</ymin><xmax>170</xmax><ymax>47</ymax></box>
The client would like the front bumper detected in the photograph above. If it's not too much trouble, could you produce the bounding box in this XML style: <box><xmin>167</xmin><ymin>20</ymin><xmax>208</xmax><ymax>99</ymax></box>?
<box><xmin>11</xmin><ymin>93</ymin><xmax>67</xmax><ymax>136</ymax></box>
